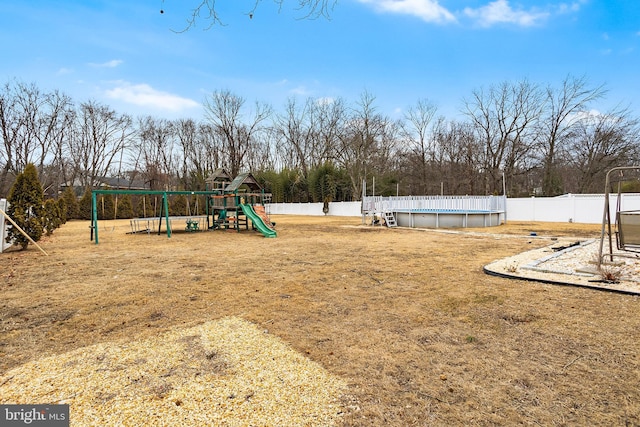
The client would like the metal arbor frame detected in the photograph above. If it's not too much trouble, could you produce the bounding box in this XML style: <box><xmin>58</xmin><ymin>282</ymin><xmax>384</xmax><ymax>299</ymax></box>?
<box><xmin>597</xmin><ymin>166</ymin><xmax>640</xmax><ymax>267</ymax></box>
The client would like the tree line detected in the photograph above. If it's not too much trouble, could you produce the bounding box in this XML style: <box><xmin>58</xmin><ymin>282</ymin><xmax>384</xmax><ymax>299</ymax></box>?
<box><xmin>1</xmin><ymin>75</ymin><xmax>639</xmax><ymax>204</ymax></box>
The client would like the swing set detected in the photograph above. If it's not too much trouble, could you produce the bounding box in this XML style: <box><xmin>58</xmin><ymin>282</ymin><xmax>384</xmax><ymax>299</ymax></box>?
<box><xmin>90</xmin><ymin>189</ymin><xmax>212</xmax><ymax>244</ymax></box>
<box><xmin>90</xmin><ymin>171</ymin><xmax>275</xmax><ymax>244</ymax></box>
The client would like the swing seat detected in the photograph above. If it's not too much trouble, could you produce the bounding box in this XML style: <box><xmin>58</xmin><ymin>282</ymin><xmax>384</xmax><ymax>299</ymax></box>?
<box><xmin>617</xmin><ymin>210</ymin><xmax>640</xmax><ymax>251</ymax></box>
<box><xmin>185</xmin><ymin>219</ymin><xmax>200</xmax><ymax>232</ymax></box>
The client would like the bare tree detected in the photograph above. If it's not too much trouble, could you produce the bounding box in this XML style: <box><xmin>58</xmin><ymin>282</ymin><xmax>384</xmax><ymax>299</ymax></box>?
<box><xmin>401</xmin><ymin>99</ymin><xmax>438</xmax><ymax>194</ymax></box>
<box><xmin>273</xmin><ymin>97</ymin><xmax>343</xmax><ymax>178</ymax></box>
<box><xmin>566</xmin><ymin>107</ymin><xmax>640</xmax><ymax>193</ymax></box>
<box><xmin>274</xmin><ymin>97</ymin><xmax>315</xmax><ymax>177</ymax></box>
<box><xmin>0</xmin><ymin>81</ymin><xmax>21</xmax><ymax>195</ymax></box>
<box><xmin>68</xmin><ymin>101</ymin><xmax>134</xmax><ymax>189</ymax></box>
<box><xmin>433</xmin><ymin>119</ymin><xmax>483</xmax><ymax>195</ymax></box>
<box><xmin>175</xmin><ymin>118</ymin><xmax>202</xmax><ymax>189</ymax></box>
<box><xmin>336</xmin><ymin>91</ymin><xmax>398</xmax><ymax>199</ymax></box>
<box><xmin>203</xmin><ymin>90</ymin><xmax>272</xmax><ymax>176</ymax></box>
<box><xmin>313</xmin><ymin>97</ymin><xmax>345</xmax><ymax>165</ymax></box>
<box><xmin>0</xmin><ymin>81</ymin><xmax>74</xmax><ymax>196</ymax></box>
<box><xmin>168</xmin><ymin>0</ymin><xmax>336</xmax><ymax>30</ymax></box>
<box><xmin>463</xmin><ymin>79</ymin><xmax>543</xmax><ymax>195</ymax></box>
<box><xmin>538</xmin><ymin>75</ymin><xmax>606</xmax><ymax>195</ymax></box>
<box><xmin>37</xmin><ymin>90</ymin><xmax>75</xmax><ymax>195</ymax></box>
<box><xmin>134</xmin><ymin>116</ymin><xmax>177</xmax><ymax>190</ymax></box>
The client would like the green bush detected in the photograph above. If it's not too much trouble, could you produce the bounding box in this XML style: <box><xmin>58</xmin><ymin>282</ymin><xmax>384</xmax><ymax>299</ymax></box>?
<box><xmin>170</xmin><ymin>194</ymin><xmax>188</xmax><ymax>216</ymax></box>
<box><xmin>78</xmin><ymin>187</ymin><xmax>93</xmax><ymax>220</ymax></box>
<box><xmin>43</xmin><ymin>199</ymin><xmax>62</xmax><ymax>235</ymax></box>
<box><xmin>56</xmin><ymin>197</ymin><xmax>67</xmax><ymax>224</ymax></box>
<box><xmin>6</xmin><ymin>164</ymin><xmax>44</xmax><ymax>250</ymax></box>
<box><xmin>116</xmin><ymin>194</ymin><xmax>134</xmax><ymax>219</ymax></box>
<box><xmin>62</xmin><ymin>186</ymin><xmax>80</xmax><ymax>219</ymax></box>
<box><xmin>98</xmin><ymin>193</ymin><xmax>115</xmax><ymax>220</ymax></box>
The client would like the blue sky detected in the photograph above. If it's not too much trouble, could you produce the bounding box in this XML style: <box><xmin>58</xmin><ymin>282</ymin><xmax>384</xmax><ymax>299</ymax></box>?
<box><xmin>1</xmin><ymin>0</ymin><xmax>639</xmax><ymax>121</ymax></box>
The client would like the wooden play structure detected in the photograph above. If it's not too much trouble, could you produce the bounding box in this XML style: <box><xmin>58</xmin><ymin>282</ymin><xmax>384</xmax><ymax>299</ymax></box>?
<box><xmin>90</xmin><ymin>171</ymin><xmax>276</xmax><ymax>244</ymax></box>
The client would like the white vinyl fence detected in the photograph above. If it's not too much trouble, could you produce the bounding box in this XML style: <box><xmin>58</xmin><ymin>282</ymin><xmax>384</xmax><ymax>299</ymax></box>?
<box><xmin>0</xmin><ymin>199</ymin><xmax>13</xmax><ymax>253</ymax></box>
<box><xmin>506</xmin><ymin>194</ymin><xmax>640</xmax><ymax>224</ymax></box>
<box><xmin>267</xmin><ymin>201</ymin><xmax>361</xmax><ymax>216</ymax></box>
<box><xmin>268</xmin><ymin>193</ymin><xmax>640</xmax><ymax>224</ymax></box>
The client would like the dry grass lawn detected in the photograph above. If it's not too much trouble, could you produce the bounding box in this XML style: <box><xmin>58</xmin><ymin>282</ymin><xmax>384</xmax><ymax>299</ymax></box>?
<box><xmin>1</xmin><ymin>216</ymin><xmax>639</xmax><ymax>426</ymax></box>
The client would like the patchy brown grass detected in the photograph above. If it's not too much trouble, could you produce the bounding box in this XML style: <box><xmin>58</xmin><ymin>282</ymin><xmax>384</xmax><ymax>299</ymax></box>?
<box><xmin>1</xmin><ymin>216</ymin><xmax>639</xmax><ymax>426</ymax></box>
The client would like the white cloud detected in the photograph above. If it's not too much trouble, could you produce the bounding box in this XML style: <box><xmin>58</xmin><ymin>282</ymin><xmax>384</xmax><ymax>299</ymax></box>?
<box><xmin>89</xmin><ymin>59</ymin><xmax>124</xmax><ymax>68</ymax></box>
<box><xmin>356</xmin><ymin>0</ymin><xmax>456</xmax><ymax>24</ymax></box>
<box><xmin>104</xmin><ymin>81</ymin><xmax>200</xmax><ymax>112</ymax></box>
<box><xmin>557</xmin><ymin>0</ymin><xmax>587</xmax><ymax>14</ymax></box>
<box><xmin>464</xmin><ymin>0</ymin><xmax>549</xmax><ymax>27</ymax></box>
<box><xmin>57</xmin><ymin>67</ymin><xmax>74</xmax><ymax>75</ymax></box>
<box><xmin>290</xmin><ymin>85</ymin><xmax>312</xmax><ymax>96</ymax></box>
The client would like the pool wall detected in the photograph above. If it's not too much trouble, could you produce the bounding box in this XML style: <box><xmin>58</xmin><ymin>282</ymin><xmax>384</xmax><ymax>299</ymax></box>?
<box><xmin>395</xmin><ymin>211</ymin><xmax>503</xmax><ymax>228</ymax></box>
<box><xmin>363</xmin><ymin>195</ymin><xmax>506</xmax><ymax>228</ymax></box>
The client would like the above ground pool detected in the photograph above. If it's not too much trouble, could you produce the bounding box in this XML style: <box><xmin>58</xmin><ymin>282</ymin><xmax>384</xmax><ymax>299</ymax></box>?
<box><xmin>362</xmin><ymin>195</ymin><xmax>506</xmax><ymax>228</ymax></box>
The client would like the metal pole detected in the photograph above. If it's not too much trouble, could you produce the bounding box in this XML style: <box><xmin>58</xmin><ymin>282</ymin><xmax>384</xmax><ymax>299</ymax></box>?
<box><xmin>598</xmin><ymin>166</ymin><xmax>640</xmax><ymax>266</ymax></box>
<box><xmin>92</xmin><ymin>191</ymin><xmax>99</xmax><ymax>244</ymax></box>
<box><xmin>164</xmin><ymin>192</ymin><xmax>171</xmax><ymax>238</ymax></box>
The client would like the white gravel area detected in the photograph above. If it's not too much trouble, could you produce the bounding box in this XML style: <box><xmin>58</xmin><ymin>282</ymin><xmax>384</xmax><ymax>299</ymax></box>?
<box><xmin>485</xmin><ymin>237</ymin><xmax>640</xmax><ymax>295</ymax></box>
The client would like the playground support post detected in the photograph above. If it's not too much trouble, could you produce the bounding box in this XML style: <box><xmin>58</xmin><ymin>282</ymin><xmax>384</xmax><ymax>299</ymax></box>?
<box><xmin>164</xmin><ymin>193</ymin><xmax>171</xmax><ymax>238</ymax></box>
<box><xmin>92</xmin><ymin>191</ymin><xmax>98</xmax><ymax>244</ymax></box>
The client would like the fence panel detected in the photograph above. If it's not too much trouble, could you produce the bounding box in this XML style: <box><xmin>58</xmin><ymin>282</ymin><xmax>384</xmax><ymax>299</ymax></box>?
<box><xmin>0</xmin><ymin>199</ymin><xmax>13</xmax><ymax>253</ymax></box>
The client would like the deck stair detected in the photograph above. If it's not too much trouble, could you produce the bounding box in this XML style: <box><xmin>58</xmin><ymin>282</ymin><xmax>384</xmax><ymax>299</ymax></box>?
<box><xmin>383</xmin><ymin>211</ymin><xmax>397</xmax><ymax>228</ymax></box>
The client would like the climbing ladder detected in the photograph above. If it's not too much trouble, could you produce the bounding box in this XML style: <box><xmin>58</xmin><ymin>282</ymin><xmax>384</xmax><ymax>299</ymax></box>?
<box><xmin>383</xmin><ymin>212</ymin><xmax>397</xmax><ymax>228</ymax></box>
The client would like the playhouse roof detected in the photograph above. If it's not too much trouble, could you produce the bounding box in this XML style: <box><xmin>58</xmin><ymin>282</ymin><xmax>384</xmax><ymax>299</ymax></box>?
<box><xmin>205</xmin><ymin>168</ymin><xmax>233</xmax><ymax>184</ymax></box>
<box><xmin>225</xmin><ymin>172</ymin><xmax>262</xmax><ymax>192</ymax></box>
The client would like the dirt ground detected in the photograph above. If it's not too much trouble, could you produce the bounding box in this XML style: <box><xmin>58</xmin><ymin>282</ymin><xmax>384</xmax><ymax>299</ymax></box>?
<box><xmin>1</xmin><ymin>216</ymin><xmax>639</xmax><ymax>426</ymax></box>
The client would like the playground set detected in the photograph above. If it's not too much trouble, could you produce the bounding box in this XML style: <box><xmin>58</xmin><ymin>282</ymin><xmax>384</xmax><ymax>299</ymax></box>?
<box><xmin>90</xmin><ymin>171</ymin><xmax>276</xmax><ymax>244</ymax></box>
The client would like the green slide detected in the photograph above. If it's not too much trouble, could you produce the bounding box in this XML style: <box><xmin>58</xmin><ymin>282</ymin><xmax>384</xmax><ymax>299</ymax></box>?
<box><xmin>240</xmin><ymin>204</ymin><xmax>277</xmax><ymax>238</ymax></box>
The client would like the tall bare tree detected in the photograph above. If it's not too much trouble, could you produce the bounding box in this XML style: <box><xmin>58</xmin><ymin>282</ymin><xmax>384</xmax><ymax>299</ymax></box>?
<box><xmin>463</xmin><ymin>79</ymin><xmax>543</xmax><ymax>195</ymax></box>
<box><xmin>401</xmin><ymin>99</ymin><xmax>438</xmax><ymax>194</ymax></box>
<box><xmin>0</xmin><ymin>81</ymin><xmax>21</xmax><ymax>195</ymax></box>
<box><xmin>336</xmin><ymin>91</ymin><xmax>398</xmax><ymax>199</ymax></box>
<box><xmin>538</xmin><ymin>75</ymin><xmax>606</xmax><ymax>195</ymax></box>
<box><xmin>203</xmin><ymin>90</ymin><xmax>272</xmax><ymax>176</ymax></box>
<box><xmin>273</xmin><ymin>97</ymin><xmax>342</xmax><ymax>178</ymax></box>
<box><xmin>134</xmin><ymin>116</ymin><xmax>177</xmax><ymax>190</ymax></box>
<box><xmin>0</xmin><ymin>81</ymin><xmax>74</xmax><ymax>196</ymax></box>
<box><xmin>274</xmin><ymin>97</ymin><xmax>315</xmax><ymax>177</ymax></box>
<box><xmin>566</xmin><ymin>107</ymin><xmax>640</xmax><ymax>193</ymax></box>
<box><xmin>37</xmin><ymin>90</ymin><xmax>75</xmax><ymax>195</ymax></box>
<box><xmin>68</xmin><ymin>101</ymin><xmax>134</xmax><ymax>189</ymax></box>
<box><xmin>433</xmin><ymin>118</ymin><xmax>482</xmax><ymax>195</ymax></box>
<box><xmin>312</xmin><ymin>97</ymin><xmax>345</xmax><ymax>166</ymax></box>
